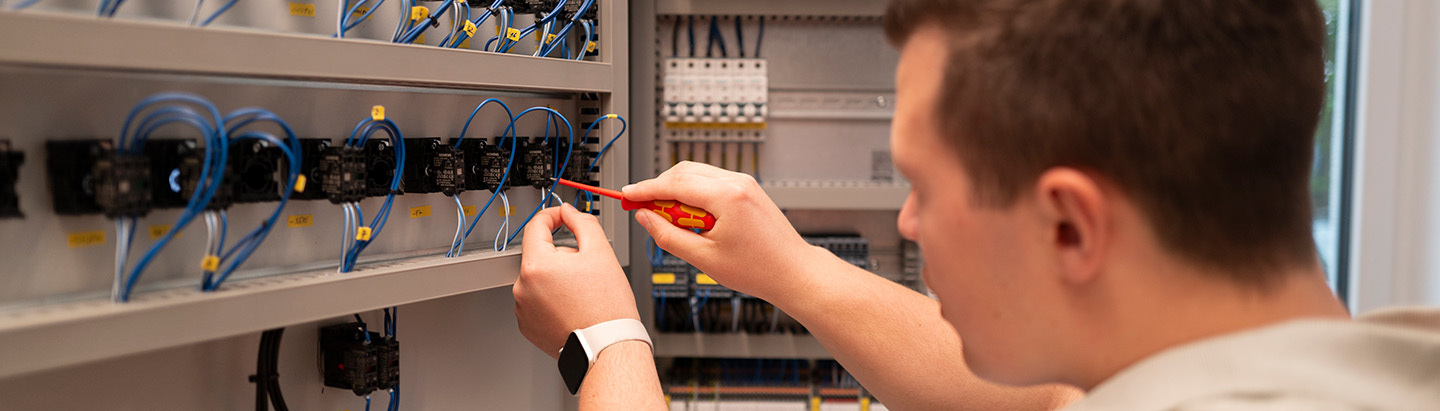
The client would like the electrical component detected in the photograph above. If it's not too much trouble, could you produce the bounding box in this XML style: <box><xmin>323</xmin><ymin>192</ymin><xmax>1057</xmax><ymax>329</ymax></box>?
<box><xmin>142</xmin><ymin>139</ymin><xmax>200</xmax><ymax>209</ymax></box>
<box><xmin>180</xmin><ymin>147</ymin><xmax>232</xmax><ymax>211</ymax></box>
<box><xmin>521</xmin><ymin>137</ymin><xmax>553</xmax><ymax>190</ymax></box>
<box><xmin>662</xmin><ymin>58</ymin><xmax>768</xmax><ymax>127</ymax></box>
<box><xmin>0</xmin><ymin>140</ymin><xmax>24</xmax><ymax>218</ymax></box>
<box><xmin>91</xmin><ymin>151</ymin><xmax>152</xmax><ymax>218</ymax></box>
<box><xmin>321</xmin><ymin>146</ymin><xmax>368</xmax><ymax>204</ymax></box>
<box><xmin>320</xmin><ymin>322</ymin><xmax>385</xmax><ymax>396</ymax></box>
<box><xmin>45</xmin><ymin>140</ymin><xmax>110</xmax><ymax>215</ymax></box>
<box><xmin>431</xmin><ymin>145</ymin><xmax>465</xmax><ymax>196</ymax></box>
<box><xmin>293</xmin><ymin>139</ymin><xmax>334</xmax><ymax>201</ymax></box>
<box><xmin>496</xmin><ymin>136</ymin><xmax>530</xmax><ymax>188</ymax></box>
<box><xmin>229</xmin><ymin>139</ymin><xmax>283</xmax><ymax>203</ymax></box>
<box><xmin>401</xmin><ymin>138</ymin><xmax>441</xmax><ymax>194</ymax></box>
<box><xmin>365</xmin><ymin>139</ymin><xmax>398</xmax><ymax>198</ymax></box>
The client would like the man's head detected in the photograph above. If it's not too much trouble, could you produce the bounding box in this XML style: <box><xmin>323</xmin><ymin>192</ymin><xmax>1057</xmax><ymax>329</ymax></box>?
<box><xmin>887</xmin><ymin>0</ymin><xmax>1327</xmax><ymax>386</ymax></box>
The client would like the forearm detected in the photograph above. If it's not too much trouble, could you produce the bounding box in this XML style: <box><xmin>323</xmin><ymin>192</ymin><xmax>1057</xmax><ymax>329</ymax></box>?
<box><xmin>578</xmin><ymin>341</ymin><xmax>667</xmax><ymax>411</ymax></box>
<box><xmin>777</xmin><ymin>247</ymin><xmax>1079</xmax><ymax>410</ymax></box>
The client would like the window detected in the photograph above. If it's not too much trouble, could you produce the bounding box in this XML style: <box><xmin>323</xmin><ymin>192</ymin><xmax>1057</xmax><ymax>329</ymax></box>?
<box><xmin>1312</xmin><ymin>0</ymin><xmax>1358</xmax><ymax>297</ymax></box>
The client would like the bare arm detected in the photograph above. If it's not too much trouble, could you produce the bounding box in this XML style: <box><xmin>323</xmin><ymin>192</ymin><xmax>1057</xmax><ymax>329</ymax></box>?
<box><xmin>579</xmin><ymin>341</ymin><xmax>668</xmax><ymax>410</ymax></box>
<box><xmin>625</xmin><ymin>162</ymin><xmax>1081</xmax><ymax>410</ymax></box>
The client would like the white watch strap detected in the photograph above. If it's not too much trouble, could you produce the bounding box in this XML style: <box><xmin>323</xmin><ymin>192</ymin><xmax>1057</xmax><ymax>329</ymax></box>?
<box><xmin>576</xmin><ymin>318</ymin><xmax>652</xmax><ymax>365</ymax></box>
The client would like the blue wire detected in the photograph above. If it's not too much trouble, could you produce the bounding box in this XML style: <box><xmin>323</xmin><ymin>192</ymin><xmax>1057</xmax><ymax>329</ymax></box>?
<box><xmin>503</xmin><ymin>107</ymin><xmax>572</xmax><ymax>246</ymax></box>
<box><xmin>10</xmin><ymin>0</ymin><xmax>42</xmax><ymax>10</ymax></box>
<box><xmin>535</xmin><ymin>0</ymin><xmax>593</xmax><ymax>57</ymax></box>
<box><xmin>498</xmin><ymin>0</ymin><xmax>566</xmax><ymax>53</ymax></box>
<box><xmin>204</xmin><ymin>130</ymin><xmax>301</xmax><ymax>290</ymax></box>
<box><xmin>354</xmin><ymin>314</ymin><xmax>372</xmax><ymax>343</ymax></box>
<box><xmin>396</xmin><ymin>0</ymin><xmax>454</xmax><ymax>44</ymax></box>
<box><xmin>585</xmin><ymin>115</ymin><xmax>627</xmax><ymax>172</ymax></box>
<box><xmin>197</xmin><ymin>0</ymin><xmax>237</xmax><ymax>26</ymax></box>
<box><xmin>342</xmin><ymin>119</ymin><xmax>404</xmax><ymax>272</ymax></box>
<box><xmin>363</xmin><ymin>396</ymin><xmax>371</xmax><ymax>411</ymax></box>
<box><xmin>444</xmin><ymin>0</ymin><xmax>503</xmax><ymax>48</ymax></box>
<box><xmin>448</xmin><ymin>99</ymin><xmax>519</xmax><ymax>256</ymax></box>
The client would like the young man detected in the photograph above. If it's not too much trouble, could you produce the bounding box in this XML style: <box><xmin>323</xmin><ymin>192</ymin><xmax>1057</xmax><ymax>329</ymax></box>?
<box><xmin>513</xmin><ymin>0</ymin><xmax>1440</xmax><ymax>409</ymax></box>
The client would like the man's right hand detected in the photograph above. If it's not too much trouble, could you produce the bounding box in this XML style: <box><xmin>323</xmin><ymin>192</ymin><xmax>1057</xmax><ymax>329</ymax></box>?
<box><xmin>622</xmin><ymin>161</ymin><xmax>821</xmax><ymax>302</ymax></box>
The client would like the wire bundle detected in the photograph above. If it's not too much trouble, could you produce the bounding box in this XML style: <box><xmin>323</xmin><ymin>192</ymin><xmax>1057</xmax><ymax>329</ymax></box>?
<box><xmin>494</xmin><ymin>1</ymin><xmax>566</xmax><ymax>53</ymax></box>
<box><xmin>338</xmin><ymin>0</ymin><xmax>388</xmax><ymax>38</ymax></box>
<box><xmin>446</xmin><ymin>98</ymin><xmax>517</xmax><ymax>258</ymax></box>
<box><xmin>533</xmin><ymin>0</ymin><xmax>596</xmax><ymax>58</ymax></box>
<box><xmin>252</xmin><ymin>328</ymin><xmax>289</xmax><ymax>411</ymax></box>
<box><xmin>499</xmin><ymin>106</ymin><xmax>572</xmax><ymax>249</ymax></box>
<box><xmin>571</xmin><ymin>114</ymin><xmax>627</xmax><ymax>208</ymax></box>
<box><xmin>114</xmin><ymin>93</ymin><xmax>229</xmax><ymax>302</ymax></box>
<box><xmin>337</xmin><ymin>113</ymin><xmax>406</xmax><ymax>273</ymax></box>
<box><xmin>201</xmin><ymin>108</ymin><xmax>304</xmax><ymax>291</ymax></box>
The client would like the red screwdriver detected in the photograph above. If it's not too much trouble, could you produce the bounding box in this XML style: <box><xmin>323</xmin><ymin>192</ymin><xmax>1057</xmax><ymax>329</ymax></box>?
<box><xmin>554</xmin><ymin>178</ymin><xmax>717</xmax><ymax>231</ymax></box>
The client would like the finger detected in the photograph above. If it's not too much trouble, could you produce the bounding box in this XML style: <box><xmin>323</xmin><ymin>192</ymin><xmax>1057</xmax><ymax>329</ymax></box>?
<box><xmin>620</xmin><ymin>172</ymin><xmax>727</xmax><ymax>209</ymax></box>
<box><xmin>521</xmin><ymin>206</ymin><xmax>565</xmax><ymax>254</ymax></box>
<box><xmin>560</xmin><ymin>202</ymin><xmax>611</xmax><ymax>252</ymax></box>
<box><xmin>662</xmin><ymin>161</ymin><xmax>736</xmax><ymax>179</ymax></box>
<box><xmin>636</xmin><ymin>209</ymin><xmax>709</xmax><ymax>261</ymax></box>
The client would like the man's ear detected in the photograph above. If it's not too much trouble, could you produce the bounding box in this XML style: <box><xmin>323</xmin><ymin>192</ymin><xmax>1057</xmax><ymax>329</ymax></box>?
<box><xmin>1033</xmin><ymin>168</ymin><xmax>1110</xmax><ymax>284</ymax></box>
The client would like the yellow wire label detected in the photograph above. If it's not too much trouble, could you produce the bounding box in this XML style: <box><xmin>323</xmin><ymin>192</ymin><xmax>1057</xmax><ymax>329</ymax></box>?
<box><xmin>652</xmin><ymin>273</ymin><xmax>676</xmax><ymax>285</ymax></box>
<box><xmin>287</xmin><ymin>214</ymin><xmax>314</xmax><ymax>228</ymax></box>
<box><xmin>350</xmin><ymin>6</ymin><xmax>369</xmax><ymax>18</ymax></box>
<box><xmin>605</xmin><ymin>114</ymin><xmax>617</xmax><ymax>119</ymax></box>
<box><xmin>498</xmin><ymin>206</ymin><xmax>514</xmax><ymax>216</ymax></box>
<box><xmin>463</xmin><ymin>205</ymin><xmax>477</xmax><ymax>216</ymax></box>
<box><xmin>370</xmin><ymin>105</ymin><xmax>385</xmax><ymax>121</ymax></box>
<box><xmin>148</xmin><ymin>225</ymin><xmax>173</xmax><ymax>240</ymax></box>
<box><xmin>545</xmin><ymin>33</ymin><xmax>558</xmax><ymax>44</ymax></box>
<box><xmin>696</xmin><ymin>274</ymin><xmax>718</xmax><ymax>285</ymax></box>
<box><xmin>463</xmin><ymin>20</ymin><xmax>478</xmax><ymax>37</ymax></box>
<box><xmin>810</xmin><ymin>397</ymin><xmax>822</xmax><ymax>411</ymax></box>
<box><xmin>860</xmin><ymin>397</ymin><xmax>872</xmax><ymax>411</ymax></box>
<box><xmin>409</xmin><ymin>205</ymin><xmax>432</xmax><ymax>218</ymax></box>
<box><xmin>67</xmin><ymin>231</ymin><xmax>106</xmax><ymax>248</ymax></box>
<box><xmin>505</xmin><ymin>28</ymin><xmax>521</xmax><ymax>42</ymax></box>
<box><xmin>587</xmin><ymin>41</ymin><xmax>597</xmax><ymax>53</ymax></box>
<box><xmin>356</xmin><ymin>227</ymin><xmax>372</xmax><ymax>241</ymax></box>
<box><xmin>200</xmin><ymin>255</ymin><xmax>220</xmax><ymax>272</ymax></box>
<box><xmin>288</xmin><ymin>3</ymin><xmax>316</xmax><ymax>17</ymax></box>
<box><xmin>409</xmin><ymin>6</ymin><xmax>429</xmax><ymax>21</ymax></box>
<box><xmin>414</xmin><ymin>33</ymin><xmax>426</xmax><ymax>44</ymax></box>
<box><xmin>294</xmin><ymin>174</ymin><xmax>307</xmax><ymax>193</ymax></box>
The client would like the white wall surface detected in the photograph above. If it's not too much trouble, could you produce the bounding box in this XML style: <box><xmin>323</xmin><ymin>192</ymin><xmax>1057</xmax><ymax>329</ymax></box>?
<box><xmin>1350</xmin><ymin>0</ymin><xmax>1440</xmax><ymax>311</ymax></box>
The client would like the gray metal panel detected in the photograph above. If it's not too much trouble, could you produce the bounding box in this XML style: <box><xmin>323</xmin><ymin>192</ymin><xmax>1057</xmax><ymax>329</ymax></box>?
<box><xmin>0</xmin><ymin>245</ymin><xmax>555</xmax><ymax>379</ymax></box>
<box><xmin>0</xmin><ymin>13</ymin><xmax>614</xmax><ymax>93</ymax></box>
<box><xmin>656</xmin><ymin>0</ymin><xmax>885</xmax><ymax>17</ymax></box>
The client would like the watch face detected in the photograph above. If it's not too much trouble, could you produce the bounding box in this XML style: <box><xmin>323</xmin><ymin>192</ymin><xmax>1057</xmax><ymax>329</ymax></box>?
<box><xmin>558</xmin><ymin>332</ymin><xmax>589</xmax><ymax>395</ymax></box>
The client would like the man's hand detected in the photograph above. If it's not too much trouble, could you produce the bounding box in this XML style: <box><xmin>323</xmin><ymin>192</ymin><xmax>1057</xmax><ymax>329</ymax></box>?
<box><xmin>623</xmin><ymin>161</ymin><xmax>820</xmax><ymax>302</ymax></box>
<box><xmin>514</xmin><ymin>203</ymin><xmax>639</xmax><ymax>359</ymax></box>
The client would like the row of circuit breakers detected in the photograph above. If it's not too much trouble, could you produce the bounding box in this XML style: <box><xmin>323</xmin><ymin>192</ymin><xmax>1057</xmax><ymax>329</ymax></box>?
<box><xmin>0</xmin><ymin>132</ymin><xmax>599</xmax><ymax>219</ymax></box>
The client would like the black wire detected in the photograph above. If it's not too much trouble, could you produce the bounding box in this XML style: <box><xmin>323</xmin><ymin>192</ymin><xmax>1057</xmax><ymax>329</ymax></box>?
<box><xmin>755</xmin><ymin>16</ymin><xmax>764</xmax><ymax>58</ymax></box>
<box><xmin>735</xmin><ymin>16</ymin><xmax>745</xmax><ymax>58</ymax></box>
<box><xmin>687</xmin><ymin>16</ymin><xmax>695</xmax><ymax>57</ymax></box>
<box><xmin>266</xmin><ymin>329</ymin><xmax>289</xmax><ymax>411</ymax></box>
<box><xmin>671</xmin><ymin>17</ymin><xmax>680</xmax><ymax>57</ymax></box>
<box><xmin>705</xmin><ymin>16</ymin><xmax>715</xmax><ymax>57</ymax></box>
<box><xmin>254</xmin><ymin>331</ymin><xmax>271</xmax><ymax>411</ymax></box>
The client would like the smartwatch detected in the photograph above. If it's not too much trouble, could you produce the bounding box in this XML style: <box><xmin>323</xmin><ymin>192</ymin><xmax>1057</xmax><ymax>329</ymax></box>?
<box><xmin>557</xmin><ymin>318</ymin><xmax>653</xmax><ymax>395</ymax></box>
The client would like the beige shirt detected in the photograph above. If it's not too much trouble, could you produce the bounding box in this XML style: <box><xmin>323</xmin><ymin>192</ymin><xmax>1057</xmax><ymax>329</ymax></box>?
<box><xmin>1065</xmin><ymin>308</ymin><xmax>1440</xmax><ymax>410</ymax></box>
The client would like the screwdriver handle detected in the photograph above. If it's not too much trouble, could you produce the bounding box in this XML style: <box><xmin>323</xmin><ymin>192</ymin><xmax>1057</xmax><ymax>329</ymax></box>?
<box><xmin>621</xmin><ymin>199</ymin><xmax>716</xmax><ymax>231</ymax></box>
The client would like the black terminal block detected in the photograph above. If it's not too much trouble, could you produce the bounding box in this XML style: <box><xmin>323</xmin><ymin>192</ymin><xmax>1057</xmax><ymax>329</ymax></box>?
<box><xmin>451</xmin><ymin>138</ymin><xmax>486</xmax><ymax>192</ymax></box>
<box><xmin>45</xmin><ymin>139</ymin><xmax>110</xmax><ymax>215</ymax></box>
<box><xmin>0</xmin><ymin>140</ymin><xmax>23</xmax><ymax>218</ymax></box>
<box><xmin>460</xmin><ymin>138</ymin><xmax>509</xmax><ymax>192</ymax></box>
<box><xmin>562</xmin><ymin>0</ymin><xmax>596</xmax><ymax>21</ymax></box>
<box><xmin>92</xmin><ymin>152</ymin><xmax>152</xmax><ymax>218</ymax></box>
<box><xmin>320</xmin><ymin>322</ymin><xmax>385</xmax><ymax>396</ymax></box>
<box><xmin>511</xmin><ymin>0</ymin><xmax>553</xmax><ymax>15</ymax></box>
<box><xmin>375</xmin><ymin>337</ymin><xmax>400</xmax><ymax>389</ymax></box>
<box><xmin>365</xmin><ymin>139</ymin><xmax>398</xmax><ymax>198</ymax></box>
<box><xmin>179</xmin><ymin>147</ymin><xmax>234</xmax><ymax>211</ymax></box>
<box><xmin>496</xmin><ymin>136</ymin><xmax>529</xmax><ymax>188</ymax></box>
<box><xmin>293</xmin><ymin>139</ymin><xmax>333</xmax><ymax>201</ymax></box>
<box><xmin>229</xmin><ymin>140</ymin><xmax>283</xmax><ymax>204</ymax></box>
<box><xmin>142</xmin><ymin>139</ymin><xmax>199</xmax><ymax>209</ymax></box>
<box><xmin>319</xmin><ymin>146</ymin><xmax>367</xmax><ymax>204</ymax></box>
<box><xmin>522</xmin><ymin>137</ymin><xmax>554</xmax><ymax>190</ymax></box>
<box><xmin>401</xmin><ymin>138</ymin><xmax>441</xmax><ymax>194</ymax></box>
<box><xmin>431</xmin><ymin>145</ymin><xmax>465</xmax><ymax>196</ymax></box>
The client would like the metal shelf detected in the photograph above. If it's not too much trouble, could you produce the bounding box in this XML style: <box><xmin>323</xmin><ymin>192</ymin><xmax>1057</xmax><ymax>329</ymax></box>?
<box><xmin>0</xmin><ymin>248</ymin><xmax>535</xmax><ymax>380</ymax></box>
<box><xmin>653</xmin><ymin>333</ymin><xmax>831</xmax><ymax>359</ymax></box>
<box><xmin>0</xmin><ymin>12</ymin><xmax>613</xmax><ymax>93</ymax></box>
<box><xmin>656</xmin><ymin>0</ymin><xmax>884</xmax><ymax>17</ymax></box>
<box><xmin>763</xmin><ymin>183</ymin><xmax>909</xmax><ymax>211</ymax></box>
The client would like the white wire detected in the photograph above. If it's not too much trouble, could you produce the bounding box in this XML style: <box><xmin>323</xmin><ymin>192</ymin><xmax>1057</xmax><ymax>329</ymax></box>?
<box><xmin>340</xmin><ymin>203</ymin><xmax>354</xmax><ymax>272</ymax></box>
<box><xmin>494</xmin><ymin>192</ymin><xmax>510</xmax><ymax>252</ymax></box>
<box><xmin>187</xmin><ymin>0</ymin><xmax>206</xmax><ymax>25</ymax></box>
<box><xmin>337</xmin><ymin>0</ymin><xmax>346</xmax><ymax>38</ymax></box>
<box><xmin>549</xmin><ymin>191</ymin><xmax>564</xmax><ymax>207</ymax></box>
<box><xmin>448</xmin><ymin>195</ymin><xmax>465</xmax><ymax>257</ymax></box>
<box><xmin>203</xmin><ymin>211</ymin><xmax>218</xmax><ymax>263</ymax></box>
<box><xmin>113</xmin><ymin>219</ymin><xmax>130</xmax><ymax>303</ymax></box>
<box><xmin>216</xmin><ymin>210</ymin><xmax>227</xmax><ymax>257</ymax></box>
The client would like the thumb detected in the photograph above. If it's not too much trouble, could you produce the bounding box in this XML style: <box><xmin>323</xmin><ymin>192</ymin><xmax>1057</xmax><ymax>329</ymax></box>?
<box><xmin>636</xmin><ymin>209</ymin><xmax>709</xmax><ymax>261</ymax></box>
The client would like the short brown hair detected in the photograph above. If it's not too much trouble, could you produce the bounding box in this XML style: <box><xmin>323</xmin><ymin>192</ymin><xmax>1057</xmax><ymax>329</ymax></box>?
<box><xmin>885</xmin><ymin>0</ymin><xmax>1325</xmax><ymax>281</ymax></box>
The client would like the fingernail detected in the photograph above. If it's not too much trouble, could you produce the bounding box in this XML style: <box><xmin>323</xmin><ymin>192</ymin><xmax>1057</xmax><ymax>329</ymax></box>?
<box><xmin>563</xmin><ymin>202</ymin><xmax>576</xmax><ymax>211</ymax></box>
<box><xmin>635</xmin><ymin>211</ymin><xmax>650</xmax><ymax>228</ymax></box>
<box><xmin>621</xmin><ymin>184</ymin><xmax>634</xmax><ymax>193</ymax></box>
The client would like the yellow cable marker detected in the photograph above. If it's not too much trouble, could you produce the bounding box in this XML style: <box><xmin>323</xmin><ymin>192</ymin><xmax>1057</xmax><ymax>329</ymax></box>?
<box><xmin>606</xmin><ymin>114</ymin><xmax>617</xmax><ymax>119</ymax></box>
<box><xmin>463</xmin><ymin>20</ymin><xmax>478</xmax><ymax>37</ymax></box>
<box><xmin>356</xmin><ymin>226</ymin><xmax>372</xmax><ymax>241</ymax></box>
<box><xmin>505</xmin><ymin>27</ymin><xmax>521</xmax><ymax>42</ymax></box>
<box><xmin>652</xmin><ymin>273</ymin><xmax>676</xmax><ymax>285</ymax></box>
<box><xmin>410</xmin><ymin>6</ymin><xmax>428</xmax><ymax>21</ymax></box>
<box><xmin>294</xmin><ymin>174</ymin><xmax>307</xmax><ymax>193</ymax></box>
<box><xmin>200</xmin><ymin>255</ymin><xmax>220</xmax><ymax>272</ymax></box>
<box><xmin>545</xmin><ymin>33</ymin><xmax>558</xmax><ymax>44</ymax></box>
<box><xmin>371</xmin><ymin>105</ymin><xmax>385</xmax><ymax>121</ymax></box>
<box><xmin>696</xmin><ymin>274</ymin><xmax>717</xmax><ymax>285</ymax></box>
<box><xmin>587</xmin><ymin>41</ymin><xmax>597</xmax><ymax>53</ymax></box>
